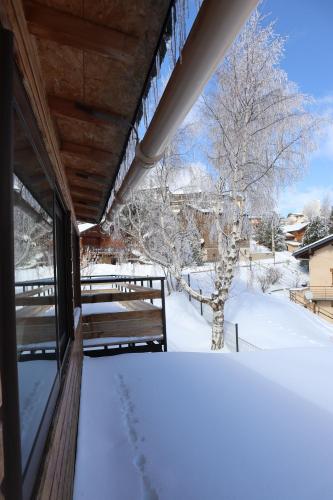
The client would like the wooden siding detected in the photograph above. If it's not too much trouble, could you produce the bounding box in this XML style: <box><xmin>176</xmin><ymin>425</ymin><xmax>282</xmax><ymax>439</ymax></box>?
<box><xmin>35</xmin><ymin>321</ymin><xmax>82</xmax><ymax>500</ymax></box>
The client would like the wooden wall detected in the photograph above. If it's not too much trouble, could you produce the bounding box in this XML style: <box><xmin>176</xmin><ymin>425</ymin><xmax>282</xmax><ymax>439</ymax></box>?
<box><xmin>34</xmin><ymin>322</ymin><xmax>82</xmax><ymax>500</ymax></box>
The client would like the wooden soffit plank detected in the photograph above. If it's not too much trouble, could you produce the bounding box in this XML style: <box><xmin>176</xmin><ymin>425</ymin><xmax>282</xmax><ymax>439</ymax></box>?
<box><xmin>48</xmin><ymin>95</ymin><xmax>128</xmax><ymax>129</ymax></box>
<box><xmin>61</xmin><ymin>141</ymin><xmax>113</xmax><ymax>165</ymax></box>
<box><xmin>25</xmin><ymin>0</ymin><xmax>138</xmax><ymax>63</ymax></box>
<box><xmin>0</xmin><ymin>0</ymin><xmax>76</xmax><ymax>220</ymax></box>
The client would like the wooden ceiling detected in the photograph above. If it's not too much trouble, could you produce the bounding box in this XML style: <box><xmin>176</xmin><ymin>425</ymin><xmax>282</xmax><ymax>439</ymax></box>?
<box><xmin>20</xmin><ymin>0</ymin><xmax>172</xmax><ymax>222</ymax></box>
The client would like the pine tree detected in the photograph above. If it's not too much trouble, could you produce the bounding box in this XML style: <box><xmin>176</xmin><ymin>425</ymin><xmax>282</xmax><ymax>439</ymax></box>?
<box><xmin>302</xmin><ymin>217</ymin><xmax>330</xmax><ymax>246</ymax></box>
<box><xmin>255</xmin><ymin>214</ymin><xmax>286</xmax><ymax>251</ymax></box>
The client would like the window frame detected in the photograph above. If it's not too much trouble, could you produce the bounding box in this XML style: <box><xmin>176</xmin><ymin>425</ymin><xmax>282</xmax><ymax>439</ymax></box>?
<box><xmin>0</xmin><ymin>24</ymin><xmax>76</xmax><ymax>499</ymax></box>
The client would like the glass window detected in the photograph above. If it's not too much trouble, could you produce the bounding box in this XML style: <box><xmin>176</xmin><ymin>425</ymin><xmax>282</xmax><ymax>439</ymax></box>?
<box><xmin>13</xmin><ymin>110</ymin><xmax>58</xmax><ymax>472</ymax></box>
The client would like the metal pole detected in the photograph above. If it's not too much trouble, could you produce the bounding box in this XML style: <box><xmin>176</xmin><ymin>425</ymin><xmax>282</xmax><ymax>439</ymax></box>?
<box><xmin>188</xmin><ymin>274</ymin><xmax>191</xmax><ymax>302</ymax></box>
<box><xmin>0</xmin><ymin>27</ymin><xmax>23</xmax><ymax>499</ymax></box>
<box><xmin>160</xmin><ymin>279</ymin><xmax>167</xmax><ymax>352</ymax></box>
<box><xmin>235</xmin><ymin>323</ymin><xmax>239</xmax><ymax>352</ymax></box>
<box><xmin>149</xmin><ymin>278</ymin><xmax>153</xmax><ymax>304</ymax></box>
<box><xmin>200</xmin><ymin>289</ymin><xmax>203</xmax><ymax>315</ymax></box>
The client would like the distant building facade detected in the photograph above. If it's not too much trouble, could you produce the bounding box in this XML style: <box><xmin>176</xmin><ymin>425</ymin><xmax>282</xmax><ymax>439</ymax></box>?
<box><xmin>292</xmin><ymin>234</ymin><xmax>333</xmax><ymax>323</ymax></box>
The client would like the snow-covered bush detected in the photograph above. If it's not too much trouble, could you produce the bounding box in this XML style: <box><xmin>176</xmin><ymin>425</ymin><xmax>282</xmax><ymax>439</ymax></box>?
<box><xmin>266</xmin><ymin>266</ymin><xmax>283</xmax><ymax>285</ymax></box>
<box><xmin>256</xmin><ymin>266</ymin><xmax>282</xmax><ymax>292</ymax></box>
<box><xmin>256</xmin><ymin>271</ymin><xmax>272</xmax><ymax>292</ymax></box>
<box><xmin>290</xmin><ymin>270</ymin><xmax>303</xmax><ymax>288</ymax></box>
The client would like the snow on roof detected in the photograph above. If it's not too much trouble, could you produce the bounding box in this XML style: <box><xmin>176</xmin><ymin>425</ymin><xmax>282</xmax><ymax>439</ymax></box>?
<box><xmin>282</xmin><ymin>222</ymin><xmax>308</xmax><ymax>233</ymax></box>
<box><xmin>186</xmin><ymin>203</ymin><xmax>212</xmax><ymax>213</ymax></box>
<box><xmin>287</xmin><ymin>241</ymin><xmax>301</xmax><ymax>247</ymax></box>
<box><xmin>74</xmin><ymin>348</ymin><xmax>333</xmax><ymax>500</ymax></box>
<box><xmin>293</xmin><ymin>233</ymin><xmax>333</xmax><ymax>258</ymax></box>
<box><xmin>78</xmin><ymin>223</ymin><xmax>96</xmax><ymax>233</ymax></box>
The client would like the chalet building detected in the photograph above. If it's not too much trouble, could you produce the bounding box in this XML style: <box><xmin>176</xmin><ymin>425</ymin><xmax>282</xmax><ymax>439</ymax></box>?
<box><xmin>282</xmin><ymin>221</ymin><xmax>309</xmax><ymax>252</ymax></box>
<box><xmin>291</xmin><ymin>234</ymin><xmax>333</xmax><ymax>322</ymax></box>
<box><xmin>0</xmin><ymin>1</ymin><xmax>261</xmax><ymax>498</ymax></box>
<box><xmin>79</xmin><ymin>224</ymin><xmax>132</xmax><ymax>264</ymax></box>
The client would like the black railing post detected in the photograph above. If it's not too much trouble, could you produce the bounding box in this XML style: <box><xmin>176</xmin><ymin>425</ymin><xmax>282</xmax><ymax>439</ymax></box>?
<box><xmin>149</xmin><ymin>278</ymin><xmax>153</xmax><ymax>304</ymax></box>
<box><xmin>235</xmin><ymin>323</ymin><xmax>239</xmax><ymax>352</ymax></box>
<box><xmin>161</xmin><ymin>278</ymin><xmax>167</xmax><ymax>352</ymax></box>
<box><xmin>200</xmin><ymin>289</ymin><xmax>203</xmax><ymax>315</ymax></box>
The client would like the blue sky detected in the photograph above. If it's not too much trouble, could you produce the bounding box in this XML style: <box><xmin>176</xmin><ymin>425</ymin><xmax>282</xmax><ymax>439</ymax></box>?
<box><xmin>260</xmin><ymin>0</ymin><xmax>333</xmax><ymax>214</ymax></box>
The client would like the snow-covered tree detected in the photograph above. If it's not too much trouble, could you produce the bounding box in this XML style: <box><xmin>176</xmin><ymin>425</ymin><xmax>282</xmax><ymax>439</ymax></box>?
<box><xmin>115</xmin><ymin>154</ymin><xmax>204</xmax><ymax>287</ymax></box>
<box><xmin>255</xmin><ymin>213</ymin><xmax>286</xmax><ymax>251</ymax></box>
<box><xmin>320</xmin><ymin>193</ymin><xmax>332</xmax><ymax>222</ymax></box>
<box><xmin>14</xmin><ymin>178</ymin><xmax>52</xmax><ymax>268</ymax></box>
<box><xmin>302</xmin><ymin>216</ymin><xmax>330</xmax><ymax>246</ymax></box>
<box><xmin>303</xmin><ymin>199</ymin><xmax>321</xmax><ymax>219</ymax></box>
<box><xmin>115</xmin><ymin>9</ymin><xmax>320</xmax><ymax>350</ymax></box>
<box><xmin>194</xmin><ymin>9</ymin><xmax>318</xmax><ymax>348</ymax></box>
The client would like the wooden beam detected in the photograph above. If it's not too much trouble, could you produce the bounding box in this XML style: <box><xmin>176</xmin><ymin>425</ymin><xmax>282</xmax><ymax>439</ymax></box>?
<box><xmin>82</xmin><ymin>319</ymin><xmax>163</xmax><ymax>339</ymax></box>
<box><xmin>73</xmin><ymin>208</ymin><xmax>99</xmax><ymax>222</ymax></box>
<box><xmin>25</xmin><ymin>1</ymin><xmax>137</xmax><ymax>63</ymax></box>
<box><xmin>72</xmin><ymin>197</ymin><xmax>100</xmax><ymax>209</ymax></box>
<box><xmin>66</xmin><ymin>168</ymin><xmax>108</xmax><ymax>187</ymax></box>
<box><xmin>70</xmin><ymin>186</ymin><xmax>102</xmax><ymax>202</ymax></box>
<box><xmin>48</xmin><ymin>95</ymin><xmax>127</xmax><ymax>127</ymax></box>
<box><xmin>61</xmin><ymin>141</ymin><xmax>113</xmax><ymax>165</ymax></box>
<box><xmin>73</xmin><ymin>201</ymin><xmax>99</xmax><ymax>213</ymax></box>
<box><xmin>81</xmin><ymin>289</ymin><xmax>162</xmax><ymax>303</ymax></box>
<box><xmin>75</xmin><ymin>212</ymin><xmax>97</xmax><ymax>223</ymax></box>
<box><xmin>62</xmin><ymin>154</ymin><xmax>113</xmax><ymax>178</ymax></box>
<box><xmin>82</xmin><ymin>309</ymin><xmax>162</xmax><ymax>323</ymax></box>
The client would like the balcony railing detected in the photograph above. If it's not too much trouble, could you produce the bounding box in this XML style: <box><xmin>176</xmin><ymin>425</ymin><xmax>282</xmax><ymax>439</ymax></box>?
<box><xmin>290</xmin><ymin>286</ymin><xmax>333</xmax><ymax>322</ymax></box>
<box><xmin>14</xmin><ymin>274</ymin><xmax>167</xmax><ymax>358</ymax></box>
<box><xmin>80</xmin><ymin>275</ymin><xmax>167</xmax><ymax>356</ymax></box>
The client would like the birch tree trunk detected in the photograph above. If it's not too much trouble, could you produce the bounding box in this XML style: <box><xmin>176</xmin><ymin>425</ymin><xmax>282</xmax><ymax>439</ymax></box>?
<box><xmin>211</xmin><ymin>299</ymin><xmax>225</xmax><ymax>350</ymax></box>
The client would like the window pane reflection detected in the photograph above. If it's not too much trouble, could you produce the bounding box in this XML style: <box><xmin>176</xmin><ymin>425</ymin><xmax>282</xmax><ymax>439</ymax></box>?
<box><xmin>13</xmin><ymin>111</ymin><xmax>58</xmax><ymax>471</ymax></box>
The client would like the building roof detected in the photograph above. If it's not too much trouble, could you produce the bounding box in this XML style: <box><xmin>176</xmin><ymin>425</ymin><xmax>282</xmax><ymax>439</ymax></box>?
<box><xmin>282</xmin><ymin>222</ymin><xmax>309</xmax><ymax>234</ymax></box>
<box><xmin>293</xmin><ymin>233</ymin><xmax>333</xmax><ymax>258</ymax></box>
<box><xmin>2</xmin><ymin>0</ymin><xmax>173</xmax><ymax>223</ymax></box>
<box><xmin>287</xmin><ymin>241</ymin><xmax>301</xmax><ymax>247</ymax></box>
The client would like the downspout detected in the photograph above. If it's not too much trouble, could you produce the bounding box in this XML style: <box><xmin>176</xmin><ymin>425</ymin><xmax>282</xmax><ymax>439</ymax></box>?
<box><xmin>110</xmin><ymin>0</ymin><xmax>258</xmax><ymax>213</ymax></box>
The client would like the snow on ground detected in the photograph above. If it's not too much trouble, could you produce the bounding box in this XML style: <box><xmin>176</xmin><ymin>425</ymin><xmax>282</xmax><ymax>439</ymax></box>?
<box><xmin>86</xmin><ymin>259</ymin><xmax>333</xmax><ymax>352</ymax></box>
<box><xmin>74</xmin><ymin>348</ymin><xmax>333</xmax><ymax>500</ymax></box>
<box><xmin>226</xmin><ymin>281</ymin><xmax>333</xmax><ymax>349</ymax></box>
<box><xmin>165</xmin><ymin>293</ymin><xmax>215</xmax><ymax>352</ymax></box>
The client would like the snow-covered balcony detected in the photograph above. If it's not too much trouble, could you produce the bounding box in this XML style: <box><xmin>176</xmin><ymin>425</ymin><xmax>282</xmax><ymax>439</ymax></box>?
<box><xmin>80</xmin><ymin>275</ymin><xmax>167</xmax><ymax>355</ymax></box>
<box><xmin>74</xmin><ymin>348</ymin><xmax>333</xmax><ymax>500</ymax></box>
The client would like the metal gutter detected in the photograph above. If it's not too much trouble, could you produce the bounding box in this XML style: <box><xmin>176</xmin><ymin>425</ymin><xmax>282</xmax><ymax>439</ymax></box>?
<box><xmin>109</xmin><ymin>0</ymin><xmax>258</xmax><ymax>213</ymax></box>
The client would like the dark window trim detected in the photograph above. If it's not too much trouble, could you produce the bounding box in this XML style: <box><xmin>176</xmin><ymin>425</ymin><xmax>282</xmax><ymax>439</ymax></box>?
<box><xmin>0</xmin><ymin>25</ymin><xmax>23</xmax><ymax>500</ymax></box>
<box><xmin>13</xmin><ymin>66</ymin><xmax>56</xmax><ymax>194</ymax></box>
